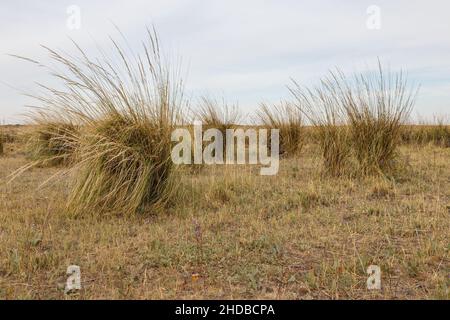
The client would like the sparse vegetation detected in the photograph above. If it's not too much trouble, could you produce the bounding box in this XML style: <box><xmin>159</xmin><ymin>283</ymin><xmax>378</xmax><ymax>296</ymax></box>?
<box><xmin>2</xmin><ymin>29</ymin><xmax>448</xmax><ymax>300</ymax></box>
<box><xmin>1</xmin><ymin>137</ymin><xmax>448</xmax><ymax>299</ymax></box>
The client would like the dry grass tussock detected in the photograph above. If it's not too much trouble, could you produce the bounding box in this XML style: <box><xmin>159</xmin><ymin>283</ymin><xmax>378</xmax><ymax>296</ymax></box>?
<box><xmin>13</xmin><ymin>28</ymin><xmax>184</xmax><ymax>216</ymax></box>
<box><xmin>196</xmin><ymin>96</ymin><xmax>242</xmax><ymax>133</ymax></box>
<box><xmin>257</xmin><ymin>102</ymin><xmax>304</xmax><ymax>156</ymax></box>
<box><xmin>290</xmin><ymin>62</ymin><xmax>417</xmax><ymax>177</ymax></box>
<box><xmin>289</xmin><ymin>76</ymin><xmax>351</xmax><ymax>176</ymax></box>
<box><xmin>26</xmin><ymin>118</ymin><xmax>80</xmax><ymax>167</ymax></box>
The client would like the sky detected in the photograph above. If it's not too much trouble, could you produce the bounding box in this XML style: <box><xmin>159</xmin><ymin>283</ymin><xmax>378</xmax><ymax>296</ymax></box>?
<box><xmin>0</xmin><ymin>0</ymin><xmax>449</xmax><ymax>123</ymax></box>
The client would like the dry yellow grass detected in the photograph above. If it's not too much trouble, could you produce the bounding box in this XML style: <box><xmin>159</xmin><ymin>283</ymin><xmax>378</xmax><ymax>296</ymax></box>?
<box><xmin>0</xmin><ymin>127</ymin><xmax>448</xmax><ymax>299</ymax></box>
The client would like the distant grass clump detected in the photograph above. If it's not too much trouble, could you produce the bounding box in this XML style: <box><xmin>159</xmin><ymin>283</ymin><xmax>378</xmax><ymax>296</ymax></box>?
<box><xmin>27</xmin><ymin>121</ymin><xmax>79</xmax><ymax>166</ymax></box>
<box><xmin>401</xmin><ymin>117</ymin><xmax>450</xmax><ymax>147</ymax></box>
<box><xmin>195</xmin><ymin>96</ymin><xmax>241</xmax><ymax>162</ymax></box>
<box><xmin>429</xmin><ymin>122</ymin><xmax>450</xmax><ymax>147</ymax></box>
<box><xmin>196</xmin><ymin>96</ymin><xmax>241</xmax><ymax>134</ymax></box>
<box><xmin>343</xmin><ymin>65</ymin><xmax>417</xmax><ymax>175</ymax></box>
<box><xmin>290</xmin><ymin>78</ymin><xmax>351</xmax><ymax>176</ymax></box>
<box><xmin>257</xmin><ymin>102</ymin><xmax>304</xmax><ymax>156</ymax></box>
<box><xmin>14</xmin><ymin>28</ymin><xmax>183</xmax><ymax>216</ymax></box>
<box><xmin>291</xmin><ymin>63</ymin><xmax>417</xmax><ymax>176</ymax></box>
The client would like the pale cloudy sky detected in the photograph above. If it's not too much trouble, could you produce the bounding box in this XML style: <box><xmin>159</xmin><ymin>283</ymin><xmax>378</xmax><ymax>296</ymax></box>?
<box><xmin>0</xmin><ymin>0</ymin><xmax>449</xmax><ymax>123</ymax></box>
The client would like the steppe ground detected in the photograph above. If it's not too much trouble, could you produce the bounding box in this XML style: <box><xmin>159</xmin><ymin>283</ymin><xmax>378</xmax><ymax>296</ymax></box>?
<box><xmin>0</xmin><ymin>126</ymin><xmax>448</xmax><ymax>299</ymax></box>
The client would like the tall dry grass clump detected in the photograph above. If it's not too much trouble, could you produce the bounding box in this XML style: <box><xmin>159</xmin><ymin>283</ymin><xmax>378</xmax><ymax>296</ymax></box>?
<box><xmin>291</xmin><ymin>63</ymin><xmax>417</xmax><ymax>176</ymax></box>
<box><xmin>15</xmin><ymin>28</ymin><xmax>184</xmax><ymax>216</ymax></box>
<box><xmin>290</xmin><ymin>78</ymin><xmax>351</xmax><ymax>176</ymax></box>
<box><xmin>257</xmin><ymin>102</ymin><xmax>304</xmax><ymax>156</ymax></box>
<box><xmin>341</xmin><ymin>64</ymin><xmax>417</xmax><ymax>175</ymax></box>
